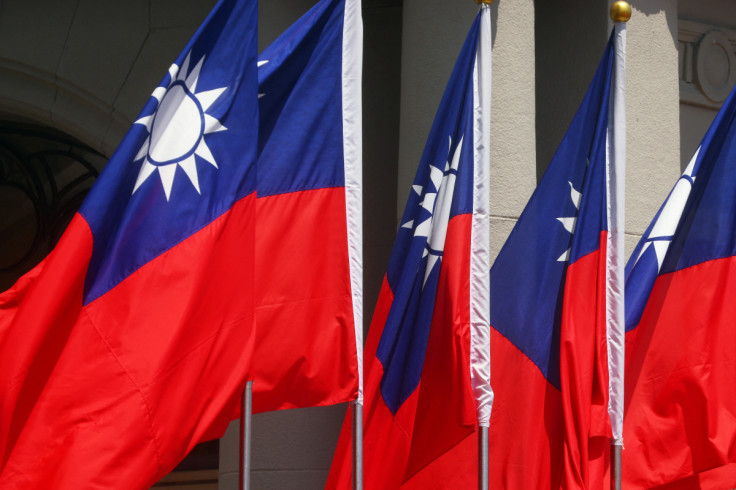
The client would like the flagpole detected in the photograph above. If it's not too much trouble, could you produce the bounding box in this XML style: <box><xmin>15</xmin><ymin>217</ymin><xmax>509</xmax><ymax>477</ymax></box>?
<box><xmin>608</xmin><ymin>3</ymin><xmax>630</xmax><ymax>490</ymax></box>
<box><xmin>352</xmin><ymin>401</ymin><xmax>363</xmax><ymax>490</ymax></box>
<box><xmin>239</xmin><ymin>381</ymin><xmax>253</xmax><ymax>490</ymax></box>
<box><xmin>478</xmin><ymin>426</ymin><xmax>489</xmax><ymax>489</ymax></box>
<box><xmin>473</xmin><ymin>1</ymin><xmax>493</xmax><ymax>489</ymax></box>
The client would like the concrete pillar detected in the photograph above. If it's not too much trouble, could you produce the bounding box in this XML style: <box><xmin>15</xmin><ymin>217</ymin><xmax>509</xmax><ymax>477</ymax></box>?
<box><xmin>489</xmin><ymin>0</ymin><xmax>537</xmax><ymax>261</ymax></box>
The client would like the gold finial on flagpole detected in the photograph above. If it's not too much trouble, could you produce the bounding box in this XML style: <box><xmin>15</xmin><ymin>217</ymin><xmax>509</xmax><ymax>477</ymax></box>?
<box><xmin>610</xmin><ymin>1</ymin><xmax>631</xmax><ymax>22</ymax></box>
<box><xmin>474</xmin><ymin>0</ymin><xmax>494</xmax><ymax>5</ymax></box>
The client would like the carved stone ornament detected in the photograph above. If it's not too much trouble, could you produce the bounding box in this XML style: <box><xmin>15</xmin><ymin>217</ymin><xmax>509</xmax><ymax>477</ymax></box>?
<box><xmin>680</xmin><ymin>20</ymin><xmax>736</xmax><ymax>108</ymax></box>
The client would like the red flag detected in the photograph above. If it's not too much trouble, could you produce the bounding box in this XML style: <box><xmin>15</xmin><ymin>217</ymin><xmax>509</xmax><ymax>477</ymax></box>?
<box><xmin>388</xmin><ymin>29</ymin><xmax>625</xmax><ymax>488</ymax></box>
<box><xmin>623</xmin><ymin>72</ymin><xmax>736</xmax><ymax>489</ymax></box>
<box><xmin>0</xmin><ymin>1</ymin><xmax>258</xmax><ymax>487</ymax></box>
<box><xmin>327</xmin><ymin>7</ymin><xmax>492</xmax><ymax>487</ymax></box>
<box><xmin>250</xmin><ymin>0</ymin><xmax>364</xmax><ymax>413</ymax></box>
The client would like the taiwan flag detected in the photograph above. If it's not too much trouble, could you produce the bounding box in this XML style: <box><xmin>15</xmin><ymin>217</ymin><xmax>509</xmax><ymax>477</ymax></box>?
<box><xmin>0</xmin><ymin>0</ymin><xmax>259</xmax><ymax>488</ymax></box>
<box><xmin>327</xmin><ymin>5</ymin><xmax>492</xmax><ymax>488</ymax></box>
<box><xmin>250</xmin><ymin>0</ymin><xmax>364</xmax><ymax>413</ymax></box>
<box><xmin>488</xmin><ymin>28</ymin><xmax>624</xmax><ymax>488</ymax></box>
<box><xmin>623</xmin><ymin>81</ymin><xmax>736</xmax><ymax>487</ymax></box>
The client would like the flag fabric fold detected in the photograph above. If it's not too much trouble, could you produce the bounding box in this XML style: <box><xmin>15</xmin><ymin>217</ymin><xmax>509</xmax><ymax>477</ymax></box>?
<box><xmin>487</xmin><ymin>32</ymin><xmax>622</xmax><ymax>489</ymax></box>
<box><xmin>0</xmin><ymin>1</ymin><xmax>260</xmax><ymax>487</ymax></box>
<box><xmin>251</xmin><ymin>0</ymin><xmax>363</xmax><ymax>413</ymax></box>
<box><xmin>326</xmin><ymin>7</ymin><xmax>491</xmax><ymax>488</ymax></box>
<box><xmin>623</xmin><ymin>76</ymin><xmax>736</xmax><ymax>489</ymax></box>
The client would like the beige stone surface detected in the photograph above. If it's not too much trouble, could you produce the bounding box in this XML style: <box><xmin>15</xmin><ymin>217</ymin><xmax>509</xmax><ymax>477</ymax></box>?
<box><xmin>490</xmin><ymin>216</ymin><xmax>517</xmax><ymax>266</ymax></box>
<box><xmin>490</xmin><ymin>0</ymin><xmax>537</xmax><ymax>220</ymax></box>
<box><xmin>626</xmin><ymin>0</ymin><xmax>682</xmax><ymax>237</ymax></box>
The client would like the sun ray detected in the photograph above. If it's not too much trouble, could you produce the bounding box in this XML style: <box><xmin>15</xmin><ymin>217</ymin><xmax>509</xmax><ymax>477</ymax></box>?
<box><xmin>568</xmin><ymin>181</ymin><xmax>582</xmax><ymax>209</ymax></box>
<box><xmin>204</xmin><ymin>114</ymin><xmax>226</xmax><ymax>134</ymax></box>
<box><xmin>134</xmin><ymin>115</ymin><xmax>154</xmax><ymax>130</ymax></box>
<box><xmin>429</xmin><ymin>165</ymin><xmax>444</xmax><ymax>191</ymax></box>
<box><xmin>134</xmin><ymin>137</ymin><xmax>150</xmax><ymax>161</ymax></box>
<box><xmin>186</xmin><ymin>57</ymin><xmax>205</xmax><ymax>93</ymax></box>
<box><xmin>557</xmin><ymin>248</ymin><xmax>571</xmax><ymax>262</ymax></box>
<box><xmin>178</xmin><ymin>156</ymin><xmax>201</xmax><ymax>194</ymax></box>
<box><xmin>401</xmin><ymin>220</ymin><xmax>414</xmax><ymax>229</ymax></box>
<box><xmin>420</xmin><ymin>192</ymin><xmax>437</xmax><ymax>213</ymax></box>
<box><xmin>257</xmin><ymin>60</ymin><xmax>269</xmax><ymax>67</ymax></box>
<box><xmin>424</xmin><ymin>254</ymin><xmax>440</xmax><ymax>285</ymax></box>
<box><xmin>168</xmin><ymin>62</ymin><xmax>180</xmax><ymax>83</ymax></box>
<box><xmin>179</xmin><ymin>53</ymin><xmax>191</xmax><ymax>82</ymax></box>
<box><xmin>415</xmin><ymin>217</ymin><xmax>432</xmax><ymax>238</ymax></box>
<box><xmin>158</xmin><ymin>163</ymin><xmax>177</xmax><ymax>201</ymax></box>
<box><xmin>195</xmin><ymin>139</ymin><xmax>218</xmax><ymax>168</ymax></box>
<box><xmin>412</xmin><ymin>185</ymin><xmax>423</xmax><ymax>196</ymax></box>
<box><xmin>196</xmin><ymin>87</ymin><xmax>226</xmax><ymax>111</ymax></box>
<box><xmin>133</xmin><ymin>160</ymin><xmax>157</xmax><ymax>194</ymax></box>
<box><xmin>449</xmin><ymin>137</ymin><xmax>463</xmax><ymax>171</ymax></box>
<box><xmin>556</xmin><ymin>217</ymin><xmax>577</xmax><ymax>234</ymax></box>
<box><xmin>152</xmin><ymin>86</ymin><xmax>168</xmax><ymax>102</ymax></box>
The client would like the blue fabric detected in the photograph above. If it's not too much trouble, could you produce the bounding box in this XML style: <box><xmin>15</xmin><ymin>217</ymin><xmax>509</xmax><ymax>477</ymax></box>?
<box><xmin>81</xmin><ymin>0</ymin><xmax>259</xmax><ymax>305</ymax></box>
<box><xmin>257</xmin><ymin>0</ymin><xmax>346</xmax><ymax>197</ymax></box>
<box><xmin>376</xmin><ymin>14</ymin><xmax>480</xmax><ymax>415</ymax></box>
<box><xmin>490</xmin><ymin>35</ymin><xmax>613</xmax><ymax>389</ymax></box>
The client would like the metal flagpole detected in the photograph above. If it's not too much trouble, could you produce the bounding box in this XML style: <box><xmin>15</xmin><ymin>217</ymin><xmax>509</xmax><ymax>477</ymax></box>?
<box><xmin>352</xmin><ymin>401</ymin><xmax>363</xmax><ymax>490</ymax></box>
<box><xmin>608</xmin><ymin>2</ymin><xmax>630</xmax><ymax>490</ymax></box>
<box><xmin>611</xmin><ymin>444</ymin><xmax>622</xmax><ymax>490</ymax></box>
<box><xmin>478</xmin><ymin>426</ymin><xmax>489</xmax><ymax>490</ymax></box>
<box><xmin>473</xmin><ymin>1</ymin><xmax>494</xmax><ymax>489</ymax></box>
<box><xmin>239</xmin><ymin>381</ymin><xmax>253</xmax><ymax>490</ymax></box>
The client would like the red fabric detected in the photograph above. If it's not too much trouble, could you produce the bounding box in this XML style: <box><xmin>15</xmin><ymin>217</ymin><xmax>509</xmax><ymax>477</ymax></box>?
<box><xmin>251</xmin><ymin>187</ymin><xmax>359</xmax><ymax>412</ymax></box>
<box><xmin>0</xmin><ymin>194</ymin><xmax>256</xmax><ymax>489</ymax></box>
<box><xmin>326</xmin><ymin>278</ymin><xmax>419</xmax><ymax>490</ymax></box>
<box><xmin>488</xmin><ymin>327</ymin><xmax>565</xmax><ymax>488</ymax></box>
<box><xmin>559</xmin><ymin>233</ymin><xmax>612</xmax><ymax>489</ymax></box>
<box><xmin>623</xmin><ymin>256</ymin><xmax>736</xmax><ymax>489</ymax></box>
<box><xmin>326</xmin><ymin>214</ymin><xmax>475</xmax><ymax>489</ymax></box>
<box><xmin>403</xmin><ymin>323</ymin><xmax>569</xmax><ymax>489</ymax></box>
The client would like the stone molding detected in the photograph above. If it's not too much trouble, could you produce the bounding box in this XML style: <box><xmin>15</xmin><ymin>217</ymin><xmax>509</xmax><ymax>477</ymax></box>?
<box><xmin>679</xmin><ymin>19</ymin><xmax>736</xmax><ymax>108</ymax></box>
<box><xmin>0</xmin><ymin>57</ymin><xmax>130</xmax><ymax>157</ymax></box>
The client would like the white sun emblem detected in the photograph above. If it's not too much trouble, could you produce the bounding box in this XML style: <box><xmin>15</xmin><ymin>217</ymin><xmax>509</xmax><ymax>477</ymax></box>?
<box><xmin>401</xmin><ymin>136</ymin><xmax>463</xmax><ymax>285</ymax></box>
<box><xmin>132</xmin><ymin>52</ymin><xmax>228</xmax><ymax>200</ymax></box>
<box><xmin>556</xmin><ymin>181</ymin><xmax>582</xmax><ymax>262</ymax></box>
